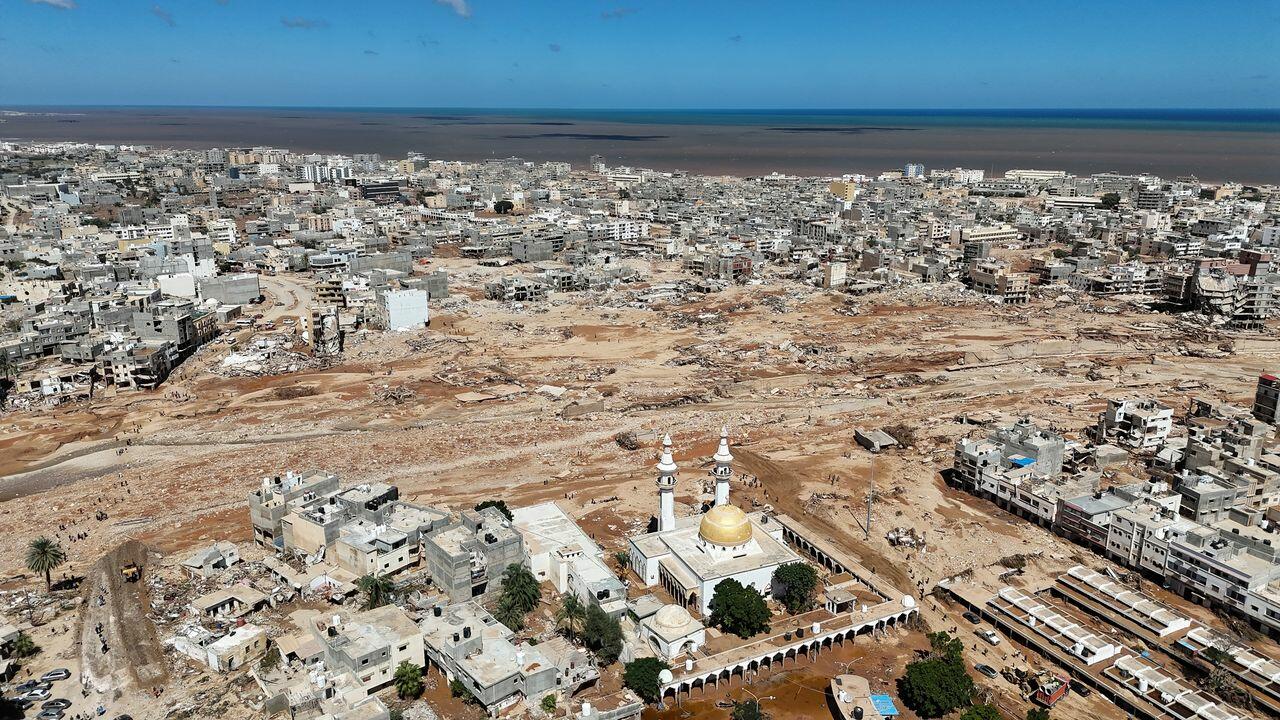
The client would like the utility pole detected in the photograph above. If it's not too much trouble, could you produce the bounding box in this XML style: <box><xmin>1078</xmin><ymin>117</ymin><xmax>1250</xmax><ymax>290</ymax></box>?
<box><xmin>865</xmin><ymin>461</ymin><xmax>875</xmax><ymax>540</ymax></box>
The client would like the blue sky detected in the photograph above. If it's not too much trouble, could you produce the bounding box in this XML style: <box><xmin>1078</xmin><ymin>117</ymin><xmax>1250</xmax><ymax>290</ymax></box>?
<box><xmin>1</xmin><ymin>0</ymin><xmax>1277</xmax><ymax>108</ymax></box>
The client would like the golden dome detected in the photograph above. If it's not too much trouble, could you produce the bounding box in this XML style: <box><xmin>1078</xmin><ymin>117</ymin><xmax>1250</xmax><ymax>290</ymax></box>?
<box><xmin>699</xmin><ymin>504</ymin><xmax>752</xmax><ymax>546</ymax></box>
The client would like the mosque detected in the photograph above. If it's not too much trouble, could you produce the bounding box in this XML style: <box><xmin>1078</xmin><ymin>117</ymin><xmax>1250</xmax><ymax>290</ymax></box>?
<box><xmin>627</xmin><ymin>429</ymin><xmax>801</xmax><ymax>617</ymax></box>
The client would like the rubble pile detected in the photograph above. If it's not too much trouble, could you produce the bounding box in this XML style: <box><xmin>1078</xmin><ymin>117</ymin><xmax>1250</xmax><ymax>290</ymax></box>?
<box><xmin>217</xmin><ymin>348</ymin><xmax>324</xmax><ymax>378</ymax></box>
<box><xmin>371</xmin><ymin>383</ymin><xmax>417</xmax><ymax>405</ymax></box>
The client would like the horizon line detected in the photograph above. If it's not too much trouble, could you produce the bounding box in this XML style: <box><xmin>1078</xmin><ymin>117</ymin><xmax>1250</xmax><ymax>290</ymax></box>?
<box><xmin>4</xmin><ymin>104</ymin><xmax>1280</xmax><ymax>113</ymax></box>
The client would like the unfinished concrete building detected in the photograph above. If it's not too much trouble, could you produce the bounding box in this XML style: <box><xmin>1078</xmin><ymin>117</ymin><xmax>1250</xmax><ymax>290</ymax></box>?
<box><xmin>1095</xmin><ymin>398</ymin><xmax>1174</xmax><ymax>450</ymax></box>
<box><xmin>1255</xmin><ymin>372</ymin><xmax>1280</xmax><ymax>425</ymax></box>
<box><xmin>484</xmin><ymin>276</ymin><xmax>548</xmax><ymax>302</ymax></box>
<box><xmin>422</xmin><ymin>507</ymin><xmax>524</xmax><ymax>601</ymax></box>
<box><xmin>248</xmin><ymin>471</ymin><xmax>342</xmax><ymax>548</ymax></box>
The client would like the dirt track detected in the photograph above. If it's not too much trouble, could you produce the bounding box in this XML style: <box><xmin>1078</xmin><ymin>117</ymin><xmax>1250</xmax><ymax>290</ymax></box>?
<box><xmin>79</xmin><ymin>541</ymin><xmax>168</xmax><ymax>702</ymax></box>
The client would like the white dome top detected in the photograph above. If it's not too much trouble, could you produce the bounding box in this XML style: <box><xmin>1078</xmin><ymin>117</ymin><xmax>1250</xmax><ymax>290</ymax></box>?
<box><xmin>654</xmin><ymin>604</ymin><xmax>694</xmax><ymax>630</ymax></box>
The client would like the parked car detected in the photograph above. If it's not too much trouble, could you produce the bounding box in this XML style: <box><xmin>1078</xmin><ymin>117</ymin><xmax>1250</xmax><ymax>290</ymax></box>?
<box><xmin>14</xmin><ymin>681</ymin><xmax>41</xmax><ymax>693</ymax></box>
<box><xmin>978</xmin><ymin>629</ymin><xmax>1002</xmax><ymax>645</ymax></box>
<box><xmin>40</xmin><ymin>669</ymin><xmax>71</xmax><ymax>682</ymax></box>
<box><xmin>36</xmin><ymin>709</ymin><xmax>65</xmax><ymax>720</ymax></box>
<box><xmin>24</xmin><ymin>688</ymin><xmax>51</xmax><ymax>701</ymax></box>
<box><xmin>975</xmin><ymin>664</ymin><xmax>999</xmax><ymax>679</ymax></box>
<box><xmin>1073</xmin><ymin>682</ymin><xmax>1092</xmax><ymax>697</ymax></box>
<box><xmin>5</xmin><ymin>696</ymin><xmax>33</xmax><ymax>711</ymax></box>
<box><xmin>43</xmin><ymin>699</ymin><xmax>73</xmax><ymax>710</ymax></box>
<box><xmin>962</xmin><ymin>611</ymin><xmax>982</xmax><ymax>624</ymax></box>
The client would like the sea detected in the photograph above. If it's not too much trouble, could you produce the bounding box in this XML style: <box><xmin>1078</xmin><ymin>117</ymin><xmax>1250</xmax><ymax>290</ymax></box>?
<box><xmin>2</xmin><ymin>107</ymin><xmax>1278</xmax><ymax>183</ymax></box>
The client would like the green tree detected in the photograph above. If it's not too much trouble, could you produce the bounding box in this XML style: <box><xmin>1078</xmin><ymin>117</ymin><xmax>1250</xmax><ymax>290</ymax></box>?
<box><xmin>622</xmin><ymin>657</ymin><xmax>670</xmax><ymax>704</ymax></box>
<box><xmin>960</xmin><ymin>705</ymin><xmax>1002</xmax><ymax>720</ymax></box>
<box><xmin>613</xmin><ymin>550</ymin><xmax>630</xmax><ymax>572</ymax></box>
<box><xmin>708</xmin><ymin>578</ymin><xmax>771</xmax><ymax>638</ymax></box>
<box><xmin>450</xmin><ymin>678</ymin><xmax>479</xmax><ymax>705</ymax></box>
<box><xmin>731</xmin><ymin>700</ymin><xmax>771</xmax><ymax>720</ymax></box>
<box><xmin>4</xmin><ymin>632</ymin><xmax>39</xmax><ymax>659</ymax></box>
<box><xmin>897</xmin><ymin>651</ymin><xmax>974</xmax><ymax>718</ymax></box>
<box><xmin>540</xmin><ymin>694</ymin><xmax>557</xmax><ymax>714</ymax></box>
<box><xmin>357</xmin><ymin>574</ymin><xmax>395</xmax><ymax>609</ymax></box>
<box><xmin>26</xmin><ymin>537</ymin><xmax>66</xmax><ymax>589</ymax></box>
<box><xmin>495</xmin><ymin>593</ymin><xmax>527</xmax><ymax>630</ymax></box>
<box><xmin>393</xmin><ymin>661</ymin><xmax>423</xmax><ymax>699</ymax></box>
<box><xmin>494</xmin><ymin>564</ymin><xmax>541</xmax><ymax>630</ymax></box>
<box><xmin>555</xmin><ymin>594</ymin><xmax>587</xmax><ymax>641</ymax></box>
<box><xmin>0</xmin><ymin>354</ymin><xmax>17</xmax><ymax>410</ymax></box>
<box><xmin>582</xmin><ymin>604</ymin><xmax>624</xmax><ymax>665</ymax></box>
<box><xmin>771</xmin><ymin>562</ymin><xmax>819</xmax><ymax>614</ymax></box>
<box><xmin>475</xmin><ymin>499</ymin><xmax>514</xmax><ymax>521</ymax></box>
<box><xmin>258</xmin><ymin>644</ymin><xmax>282</xmax><ymax>672</ymax></box>
<box><xmin>927</xmin><ymin>631</ymin><xmax>965</xmax><ymax>663</ymax></box>
<box><xmin>494</xmin><ymin>200</ymin><xmax>515</xmax><ymax>214</ymax></box>
<box><xmin>1100</xmin><ymin>192</ymin><xmax>1121</xmax><ymax>210</ymax></box>
<box><xmin>87</xmin><ymin>365</ymin><xmax>102</xmax><ymax>400</ymax></box>
<box><xmin>1202</xmin><ymin>646</ymin><xmax>1233</xmax><ymax>666</ymax></box>
<box><xmin>0</xmin><ymin>696</ymin><xmax>25</xmax><ymax>720</ymax></box>
<box><xmin>502</xmin><ymin>563</ymin><xmax>541</xmax><ymax>611</ymax></box>
<box><xmin>1026</xmin><ymin>709</ymin><xmax>1050</xmax><ymax>720</ymax></box>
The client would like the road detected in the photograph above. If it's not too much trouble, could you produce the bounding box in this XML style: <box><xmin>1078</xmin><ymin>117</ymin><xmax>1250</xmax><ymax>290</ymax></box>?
<box><xmin>257</xmin><ymin>273</ymin><xmax>314</xmax><ymax>322</ymax></box>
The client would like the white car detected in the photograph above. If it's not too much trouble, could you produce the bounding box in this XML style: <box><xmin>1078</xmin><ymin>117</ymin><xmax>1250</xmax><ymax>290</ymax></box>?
<box><xmin>24</xmin><ymin>688</ymin><xmax>52</xmax><ymax>701</ymax></box>
<box><xmin>978</xmin><ymin>629</ymin><xmax>1002</xmax><ymax>646</ymax></box>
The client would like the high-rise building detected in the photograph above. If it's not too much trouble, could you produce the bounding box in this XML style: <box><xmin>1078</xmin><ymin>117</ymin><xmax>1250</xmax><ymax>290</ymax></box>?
<box><xmin>904</xmin><ymin>163</ymin><xmax>925</xmax><ymax>179</ymax></box>
<box><xmin>1254</xmin><ymin>372</ymin><xmax>1279</xmax><ymax>425</ymax></box>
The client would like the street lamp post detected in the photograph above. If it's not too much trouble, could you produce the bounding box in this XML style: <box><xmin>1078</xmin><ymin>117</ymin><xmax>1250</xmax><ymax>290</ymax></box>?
<box><xmin>740</xmin><ymin>688</ymin><xmax>777</xmax><ymax>715</ymax></box>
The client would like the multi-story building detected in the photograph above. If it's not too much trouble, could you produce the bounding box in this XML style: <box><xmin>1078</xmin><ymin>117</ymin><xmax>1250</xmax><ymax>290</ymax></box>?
<box><xmin>968</xmin><ymin>260</ymin><xmax>1030</xmax><ymax>304</ymax></box>
<box><xmin>1165</xmin><ymin>526</ymin><xmax>1280</xmax><ymax>636</ymax></box>
<box><xmin>1255</xmin><ymin>372</ymin><xmax>1280</xmax><ymax>425</ymax></box>
<box><xmin>1095</xmin><ymin>398</ymin><xmax>1174</xmax><ymax>450</ymax></box>
<box><xmin>309</xmin><ymin>605</ymin><xmax>424</xmax><ymax>694</ymax></box>
<box><xmin>419</xmin><ymin>601</ymin><xmax>560</xmax><ymax>715</ymax></box>
<box><xmin>422</xmin><ymin>507</ymin><xmax>524</xmax><ymax>601</ymax></box>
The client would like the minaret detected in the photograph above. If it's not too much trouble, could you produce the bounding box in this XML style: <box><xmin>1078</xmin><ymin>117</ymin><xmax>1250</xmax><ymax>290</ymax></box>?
<box><xmin>656</xmin><ymin>434</ymin><xmax>678</xmax><ymax>532</ymax></box>
<box><xmin>713</xmin><ymin>426</ymin><xmax>733</xmax><ymax>507</ymax></box>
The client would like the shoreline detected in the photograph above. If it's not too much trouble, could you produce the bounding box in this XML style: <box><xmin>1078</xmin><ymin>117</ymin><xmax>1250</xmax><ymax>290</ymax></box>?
<box><xmin>3</xmin><ymin>108</ymin><xmax>1278</xmax><ymax>184</ymax></box>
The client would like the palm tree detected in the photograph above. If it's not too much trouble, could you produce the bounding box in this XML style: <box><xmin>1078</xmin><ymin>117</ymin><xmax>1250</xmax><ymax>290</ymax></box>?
<box><xmin>87</xmin><ymin>366</ymin><xmax>101</xmax><ymax>400</ymax></box>
<box><xmin>393</xmin><ymin>660</ymin><xmax>423</xmax><ymax>699</ymax></box>
<box><xmin>0</xmin><ymin>355</ymin><xmax>15</xmax><ymax>410</ymax></box>
<box><xmin>357</xmin><ymin>574</ymin><xmax>394</xmax><ymax>610</ymax></box>
<box><xmin>494</xmin><ymin>593</ymin><xmax>526</xmax><ymax>631</ymax></box>
<box><xmin>499</xmin><ymin>564</ymin><xmax>541</xmax><ymax>614</ymax></box>
<box><xmin>26</xmin><ymin>537</ymin><xmax>65</xmax><ymax>590</ymax></box>
<box><xmin>556</xmin><ymin>594</ymin><xmax>587</xmax><ymax>641</ymax></box>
